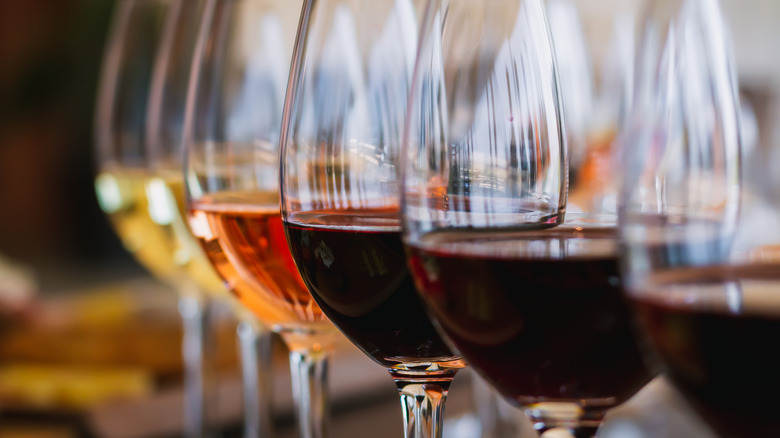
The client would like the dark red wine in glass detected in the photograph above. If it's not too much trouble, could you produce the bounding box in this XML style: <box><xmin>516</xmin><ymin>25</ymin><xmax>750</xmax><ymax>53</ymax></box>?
<box><xmin>407</xmin><ymin>225</ymin><xmax>652</xmax><ymax>424</ymax></box>
<box><xmin>285</xmin><ymin>209</ymin><xmax>461</xmax><ymax>368</ymax></box>
<box><xmin>631</xmin><ymin>264</ymin><xmax>780</xmax><ymax>437</ymax></box>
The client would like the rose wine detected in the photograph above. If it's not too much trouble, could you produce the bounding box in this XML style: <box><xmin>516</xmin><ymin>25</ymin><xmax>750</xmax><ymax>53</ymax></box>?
<box><xmin>189</xmin><ymin>193</ymin><xmax>330</xmax><ymax>329</ymax></box>
<box><xmin>95</xmin><ymin>168</ymin><xmax>225</xmax><ymax>295</ymax></box>
<box><xmin>284</xmin><ymin>210</ymin><xmax>461</xmax><ymax>368</ymax></box>
<box><xmin>631</xmin><ymin>264</ymin><xmax>780</xmax><ymax>437</ymax></box>
<box><xmin>407</xmin><ymin>226</ymin><xmax>651</xmax><ymax>409</ymax></box>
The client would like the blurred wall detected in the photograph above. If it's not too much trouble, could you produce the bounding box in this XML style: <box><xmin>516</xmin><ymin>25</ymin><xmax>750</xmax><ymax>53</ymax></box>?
<box><xmin>0</xmin><ymin>0</ymin><xmax>131</xmax><ymax>275</ymax></box>
<box><xmin>578</xmin><ymin>0</ymin><xmax>780</xmax><ymax>84</ymax></box>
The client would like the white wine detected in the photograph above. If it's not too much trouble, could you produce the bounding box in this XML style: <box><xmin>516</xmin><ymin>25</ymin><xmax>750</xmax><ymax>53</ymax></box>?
<box><xmin>95</xmin><ymin>167</ymin><xmax>225</xmax><ymax>296</ymax></box>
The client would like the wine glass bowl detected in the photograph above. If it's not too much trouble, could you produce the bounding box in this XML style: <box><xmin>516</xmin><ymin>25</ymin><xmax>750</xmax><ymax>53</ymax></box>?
<box><xmin>617</xmin><ymin>0</ymin><xmax>778</xmax><ymax>436</ymax></box>
<box><xmin>95</xmin><ymin>0</ymin><xmax>168</xmax><ymax>266</ymax></box>
<box><xmin>184</xmin><ymin>0</ymin><xmax>328</xmax><ymax>335</ymax></box>
<box><xmin>405</xmin><ymin>223</ymin><xmax>649</xmax><ymax>430</ymax></box>
<box><xmin>280</xmin><ymin>0</ymin><xmax>459</xmax><ymax>369</ymax></box>
<box><xmin>401</xmin><ymin>0</ymin><xmax>651</xmax><ymax>435</ymax></box>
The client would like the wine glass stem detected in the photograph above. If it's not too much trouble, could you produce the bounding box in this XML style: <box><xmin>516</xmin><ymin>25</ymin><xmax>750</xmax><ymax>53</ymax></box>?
<box><xmin>179</xmin><ymin>293</ymin><xmax>214</xmax><ymax>438</ymax></box>
<box><xmin>538</xmin><ymin>426</ymin><xmax>598</xmax><ymax>438</ymax></box>
<box><xmin>237</xmin><ymin>319</ymin><xmax>275</xmax><ymax>438</ymax></box>
<box><xmin>288</xmin><ymin>347</ymin><xmax>330</xmax><ymax>438</ymax></box>
<box><xmin>526</xmin><ymin>403</ymin><xmax>604</xmax><ymax>438</ymax></box>
<box><xmin>392</xmin><ymin>370</ymin><xmax>457</xmax><ymax>438</ymax></box>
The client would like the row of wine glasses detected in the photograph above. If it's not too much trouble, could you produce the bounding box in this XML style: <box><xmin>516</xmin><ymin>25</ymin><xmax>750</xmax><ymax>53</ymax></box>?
<box><xmin>94</xmin><ymin>0</ymin><xmax>277</xmax><ymax>437</ymax></box>
<box><xmin>93</xmin><ymin>0</ymin><xmax>770</xmax><ymax>437</ymax></box>
<box><xmin>183</xmin><ymin>0</ymin><xmax>338</xmax><ymax>437</ymax></box>
<box><xmin>94</xmin><ymin>1</ymin><xmax>221</xmax><ymax>436</ymax></box>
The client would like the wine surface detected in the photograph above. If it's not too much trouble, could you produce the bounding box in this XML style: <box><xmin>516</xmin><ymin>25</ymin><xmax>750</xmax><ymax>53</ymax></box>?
<box><xmin>190</xmin><ymin>194</ymin><xmax>329</xmax><ymax>329</ymax></box>
<box><xmin>285</xmin><ymin>210</ymin><xmax>461</xmax><ymax>368</ymax></box>
<box><xmin>95</xmin><ymin>168</ymin><xmax>225</xmax><ymax>295</ymax></box>
<box><xmin>407</xmin><ymin>226</ymin><xmax>651</xmax><ymax>408</ymax></box>
<box><xmin>632</xmin><ymin>264</ymin><xmax>780</xmax><ymax>437</ymax></box>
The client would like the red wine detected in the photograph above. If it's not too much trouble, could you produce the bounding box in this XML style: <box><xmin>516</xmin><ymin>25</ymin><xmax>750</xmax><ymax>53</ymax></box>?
<box><xmin>284</xmin><ymin>210</ymin><xmax>461</xmax><ymax>368</ymax></box>
<box><xmin>407</xmin><ymin>226</ymin><xmax>651</xmax><ymax>410</ymax></box>
<box><xmin>632</xmin><ymin>265</ymin><xmax>780</xmax><ymax>437</ymax></box>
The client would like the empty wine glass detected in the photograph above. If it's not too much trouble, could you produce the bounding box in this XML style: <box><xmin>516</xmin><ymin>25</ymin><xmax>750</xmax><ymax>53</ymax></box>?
<box><xmin>279</xmin><ymin>0</ymin><xmax>465</xmax><ymax>437</ymax></box>
<box><xmin>93</xmin><ymin>1</ymin><xmax>216</xmax><ymax>436</ymax></box>
<box><xmin>618</xmin><ymin>0</ymin><xmax>770</xmax><ymax>436</ymax></box>
<box><xmin>183</xmin><ymin>1</ymin><xmax>337</xmax><ymax>438</ymax></box>
<box><xmin>145</xmin><ymin>0</ymin><xmax>275</xmax><ymax>436</ymax></box>
<box><xmin>401</xmin><ymin>0</ymin><xmax>651</xmax><ymax>436</ymax></box>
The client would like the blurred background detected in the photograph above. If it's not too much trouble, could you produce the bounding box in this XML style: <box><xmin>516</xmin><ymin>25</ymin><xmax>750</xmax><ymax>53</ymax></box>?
<box><xmin>1</xmin><ymin>0</ymin><xmax>779</xmax><ymax>437</ymax></box>
<box><xmin>0</xmin><ymin>0</ymin><xmax>123</xmax><ymax>276</ymax></box>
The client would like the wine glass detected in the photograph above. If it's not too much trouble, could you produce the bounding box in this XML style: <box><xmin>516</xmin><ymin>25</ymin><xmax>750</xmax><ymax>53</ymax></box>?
<box><xmin>93</xmin><ymin>1</ymin><xmax>216</xmax><ymax>437</ymax></box>
<box><xmin>618</xmin><ymin>0</ymin><xmax>768</xmax><ymax>436</ymax></box>
<box><xmin>145</xmin><ymin>1</ymin><xmax>275</xmax><ymax>437</ymax></box>
<box><xmin>183</xmin><ymin>1</ymin><xmax>337</xmax><ymax>438</ymax></box>
<box><xmin>400</xmin><ymin>0</ymin><xmax>652</xmax><ymax>436</ymax></box>
<box><xmin>278</xmin><ymin>0</ymin><xmax>466</xmax><ymax>437</ymax></box>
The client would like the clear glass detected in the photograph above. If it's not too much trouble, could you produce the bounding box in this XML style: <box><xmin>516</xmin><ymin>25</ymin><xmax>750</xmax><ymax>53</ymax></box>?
<box><xmin>237</xmin><ymin>315</ymin><xmax>275</xmax><ymax>438</ymax></box>
<box><xmin>547</xmin><ymin>0</ymin><xmax>596</xmax><ymax>180</ymax></box>
<box><xmin>278</xmin><ymin>1</ymin><xmax>465</xmax><ymax>438</ymax></box>
<box><xmin>548</xmin><ymin>0</ymin><xmax>641</xmax><ymax>217</ymax></box>
<box><xmin>618</xmin><ymin>0</ymin><xmax>773</xmax><ymax>436</ymax></box>
<box><xmin>93</xmin><ymin>1</ymin><xmax>216</xmax><ymax>437</ymax></box>
<box><xmin>183</xmin><ymin>1</ymin><xmax>337</xmax><ymax>438</ymax></box>
<box><xmin>145</xmin><ymin>1</ymin><xmax>275</xmax><ymax>436</ymax></box>
<box><xmin>401</xmin><ymin>0</ymin><xmax>651</xmax><ymax>436</ymax></box>
<box><xmin>469</xmin><ymin>372</ymin><xmax>533</xmax><ymax>438</ymax></box>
